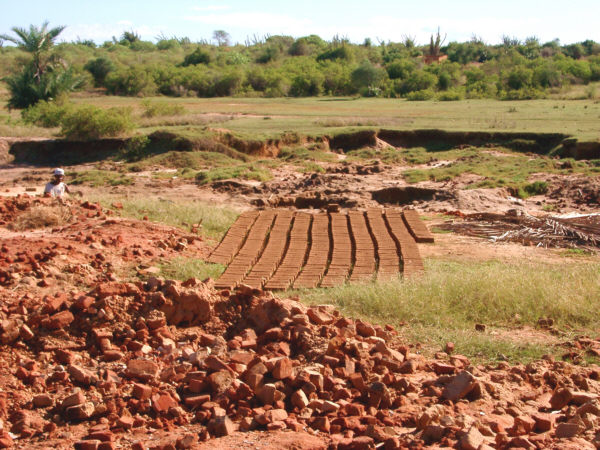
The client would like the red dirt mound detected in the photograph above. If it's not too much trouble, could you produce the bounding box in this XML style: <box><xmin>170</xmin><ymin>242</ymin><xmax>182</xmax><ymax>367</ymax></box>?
<box><xmin>0</xmin><ymin>278</ymin><xmax>598</xmax><ymax>449</ymax></box>
<box><xmin>0</xmin><ymin>195</ymin><xmax>209</xmax><ymax>290</ymax></box>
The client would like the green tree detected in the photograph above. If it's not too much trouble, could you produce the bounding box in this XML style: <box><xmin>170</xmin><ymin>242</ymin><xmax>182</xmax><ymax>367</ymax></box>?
<box><xmin>351</xmin><ymin>60</ymin><xmax>386</xmax><ymax>93</ymax></box>
<box><xmin>84</xmin><ymin>57</ymin><xmax>115</xmax><ymax>87</ymax></box>
<box><xmin>182</xmin><ymin>47</ymin><xmax>211</xmax><ymax>66</ymax></box>
<box><xmin>0</xmin><ymin>21</ymin><xmax>66</xmax><ymax>80</ymax></box>
<box><xmin>213</xmin><ymin>30</ymin><xmax>231</xmax><ymax>47</ymax></box>
<box><xmin>1</xmin><ymin>22</ymin><xmax>84</xmax><ymax>108</ymax></box>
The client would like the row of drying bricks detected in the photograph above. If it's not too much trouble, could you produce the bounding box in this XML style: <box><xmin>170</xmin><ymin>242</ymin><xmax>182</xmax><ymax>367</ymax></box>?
<box><xmin>209</xmin><ymin>209</ymin><xmax>433</xmax><ymax>290</ymax></box>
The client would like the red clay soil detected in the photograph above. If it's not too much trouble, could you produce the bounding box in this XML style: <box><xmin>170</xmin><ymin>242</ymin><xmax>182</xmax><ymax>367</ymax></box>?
<box><xmin>0</xmin><ymin>277</ymin><xmax>599</xmax><ymax>449</ymax></box>
<box><xmin>0</xmin><ymin>196</ymin><xmax>599</xmax><ymax>449</ymax></box>
<box><xmin>0</xmin><ymin>195</ymin><xmax>209</xmax><ymax>290</ymax></box>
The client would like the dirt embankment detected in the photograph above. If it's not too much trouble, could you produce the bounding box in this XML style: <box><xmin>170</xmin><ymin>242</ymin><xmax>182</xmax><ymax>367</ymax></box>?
<box><xmin>5</xmin><ymin>128</ymin><xmax>597</xmax><ymax>166</ymax></box>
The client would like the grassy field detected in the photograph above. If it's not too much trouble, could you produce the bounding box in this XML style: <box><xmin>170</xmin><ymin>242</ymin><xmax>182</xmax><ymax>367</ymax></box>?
<box><xmin>3</xmin><ymin>96</ymin><xmax>600</xmax><ymax>140</ymax></box>
<box><xmin>294</xmin><ymin>259</ymin><xmax>600</xmax><ymax>364</ymax></box>
<box><xmin>87</xmin><ymin>195</ymin><xmax>240</xmax><ymax>240</ymax></box>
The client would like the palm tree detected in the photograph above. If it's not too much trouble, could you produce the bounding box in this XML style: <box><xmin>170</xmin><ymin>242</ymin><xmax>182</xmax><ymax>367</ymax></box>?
<box><xmin>0</xmin><ymin>21</ymin><xmax>66</xmax><ymax>80</ymax></box>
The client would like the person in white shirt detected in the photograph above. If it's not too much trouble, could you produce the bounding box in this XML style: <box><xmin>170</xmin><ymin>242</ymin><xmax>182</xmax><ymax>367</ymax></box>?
<box><xmin>44</xmin><ymin>168</ymin><xmax>71</xmax><ymax>198</ymax></box>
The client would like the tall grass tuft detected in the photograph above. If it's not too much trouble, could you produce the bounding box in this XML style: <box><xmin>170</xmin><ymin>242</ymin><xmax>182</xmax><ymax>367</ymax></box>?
<box><xmin>297</xmin><ymin>259</ymin><xmax>600</xmax><ymax>330</ymax></box>
<box><xmin>88</xmin><ymin>195</ymin><xmax>240</xmax><ymax>240</ymax></box>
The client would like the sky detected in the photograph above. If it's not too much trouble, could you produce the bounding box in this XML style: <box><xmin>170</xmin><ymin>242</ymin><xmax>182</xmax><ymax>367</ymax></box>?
<box><xmin>1</xmin><ymin>0</ymin><xmax>598</xmax><ymax>46</ymax></box>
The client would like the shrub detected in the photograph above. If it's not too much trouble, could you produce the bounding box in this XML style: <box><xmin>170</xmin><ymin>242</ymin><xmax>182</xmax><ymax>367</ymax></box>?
<box><xmin>84</xmin><ymin>57</ymin><xmax>115</xmax><ymax>87</ymax></box>
<box><xmin>22</xmin><ymin>99</ymin><xmax>72</xmax><ymax>127</ymax></box>
<box><xmin>121</xmin><ymin>134</ymin><xmax>150</xmax><ymax>161</ymax></box>
<box><xmin>214</xmin><ymin>70</ymin><xmax>244</xmax><ymax>96</ymax></box>
<box><xmin>289</xmin><ymin>38</ymin><xmax>312</xmax><ymax>56</ymax></box>
<box><xmin>316</xmin><ymin>46</ymin><xmax>353</xmax><ymax>62</ymax></box>
<box><xmin>105</xmin><ymin>67</ymin><xmax>157</xmax><ymax>96</ymax></box>
<box><xmin>437</xmin><ymin>89</ymin><xmax>463</xmax><ymax>101</ymax></box>
<box><xmin>60</xmin><ymin>105</ymin><xmax>134</xmax><ymax>140</ymax></box>
<box><xmin>5</xmin><ymin>63</ymin><xmax>83</xmax><ymax>109</ymax></box>
<box><xmin>182</xmin><ymin>48</ymin><xmax>211</xmax><ymax>66</ymax></box>
<box><xmin>506</xmin><ymin>67</ymin><xmax>533</xmax><ymax>90</ymax></box>
<box><xmin>397</xmin><ymin>70</ymin><xmax>437</xmax><ymax>95</ymax></box>
<box><xmin>351</xmin><ymin>61</ymin><xmax>386</xmax><ymax>92</ymax></box>
<box><xmin>289</xmin><ymin>72</ymin><xmax>324</xmax><ymax>96</ymax></box>
<box><xmin>385</xmin><ymin>60</ymin><xmax>415</xmax><ymax>79</ymax></box>
<box><xmin>523</xmin><ymin>181</ymin><xmax>549</xmax><ymax>196</ymax></box>
<box><xmin>141</xmin><ymin>99</ymin><xmax>184</xmax><ymax>117</ymax></box>
<box><xmin>406</xmin><ymin>89</ymin><xmax>436</xmax><ymax>101</ymax></box>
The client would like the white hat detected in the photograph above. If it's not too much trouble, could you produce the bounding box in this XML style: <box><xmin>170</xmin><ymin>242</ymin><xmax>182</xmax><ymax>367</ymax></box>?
<box><xmin>53</xmin><ymin>168</ymin><xmax>65</xmax><ymax>176</ymax></box>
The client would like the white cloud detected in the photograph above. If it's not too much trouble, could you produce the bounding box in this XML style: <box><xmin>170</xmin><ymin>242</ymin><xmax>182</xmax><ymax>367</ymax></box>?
<box><xmin>117</xmin><ymin>20</ymin><xmax>133</xmax><ymax>26</ymax></box>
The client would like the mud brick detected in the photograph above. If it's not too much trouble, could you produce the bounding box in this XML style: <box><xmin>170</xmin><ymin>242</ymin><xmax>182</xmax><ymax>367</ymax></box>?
<box><xmin>432</xmin><ymin>362</ymin><xmax>455</xmax><ymax>375</ymax></box>
<box><xmin>307</xmin><ymin>308</ymin><xmax>335</xmax><ymax>325</ymax></box>
<box><xmin>571</xmin><ymin>391</ymin><xmax>598</xmax><ymax>405</ymax></box>
<box><xmin>74</xmin><ymin>441</ymin><xmax>100</xmax><ymax>450</ymax></box>
<box><xmin>184</xmin><ymin>395</ymin><xmax>211</xmax><ymax>408</ymax></box>
<box><xmin>257</xmin><ymin>383</ymin><xmax>278</xmax><ymax>405</ymax></box>
<box><xmin>550</xmin><ymin>387</ymin><xmax>573</xmax><ymax>410</ymax></box>
<box><xmin>345</xmin><ymin>403</ymin><xmax>365</xmax><ymax>416</ymax></box>
<box><xmin>188</xmin><ymin>378</ymin><xmax>208</xmax><ymax>393</ymax></box>
<box><xmin>207</xmin><ymin>415</ymin><xmax>234</xmax><ymax>437</ymax></box>
<box><xmin>256</xmin><ymin>408</ymin><xmax>288</xmax><ymax>425</ymax></box>
<box><xmin>74</xmin><ymin>295</ymin><xmax>95</xmax><ymax>311</ymax></box>
<box><xmin>116</xmin><ymin>415</ymin><xmax>134</xmax><ymax>429</ymax></box>
<box><xmin>555</xmin><ymin>422</ymin><xmax>581</xmax><ymax>438</ymax></box>
<box><xmin>151</xmin><ymin>393</ymin><xmax>178</xmax><ymax>414</ymax></box>
<box><xmin>208</xmin><ymin>370</ymin><xmax>234</xmax><ymax>393</ymax></box>
<box><xmin>402</xmin><ymin>209</ymin><xmax>434</xmax><ymax>243</ymax></box>
<box><xmin>533</xmin><ymin>413</ymin><xmax>554</xmax><ymax>432</ymax></box>
<box><xmin>272</xmin><ymin>358</ymin><xmax>293</xmax><ymax>380</ymax></box>
<box><xmin>32</xmin><ymin>394</ymin><xmax>53</xmax><ymax>408</ymax></box>
<box><xmin>230</xmin><ymin>351</ymin><xmax>254</xmax><ymax>365</ymax></box>
<box><xmin>204</xmin><ymin>355</ymin><xmax>231</xmax><ymax>373</ymax></box>
<box><xmin>442</xmin><ymin>371</ymin><xmax>477</xmax><ymax>402</ymax></box>
<box><xmin>127</xmin><ymin>359</ymin><xmax>159</xmax><ymax>381</ymax></box>
<box><xmin>87</xmin><ymin>430</ymin><xmax>114</xmax><ymax>442</ymax></box>
<box><xmin>132</xmin><ymin>383</ymin><xmax>152</xmax><ymax>400</ymax></box>
<box><xmin>44</xmin><ymin>294</ymin><xmax>68</xmax><ymax>313</ymax></box>
<box><xmin>511</xmin><ymin>415</ymin><xmax>535</xmax><ymax>435</ymax></box>
<box><xmin>349</xmin><ymin>373</ymin><xmax>367</xmax><ymax>392</ymax></box>
<box><xmin>356</xmin><ymin>321</ymin><xmax>376</xmax><ymax>337</ymax></box>
<box><xmin>47</xmin><ymin>310</ymin><xmax>74</xmax><ymax>330</ymax></box>
<box><xmin>102</xmin><ymin>350</ymin><xmax>123</xmax><ymax>362</ymax></box>
<box><xmin>61</xmin><ymin>391</ymin><xmax>86</xmax><ymax>409</ymax></box>
<box><xmin>459</xmin><ymin>427</ymin><xmax>484</xmax><ymax>450</ymax></box>
<box><xmin>98</xmin><ymin>444</ymin><xmax>115</xmax><ymax>450</ymax></box>
<box><xmin>311</xmin><ymin>416</ymin><xmax>330</xmax><ymax>433</ymax></box>
<box><xmin>291</xmin><ymin>389</ymin><xmax>309</xmax><ymax>409</ymax></box>
<box><xmin>68</xmin><ymin>365</ymin><xmax>98</xmax><ymax>386</ymax></box>
<box><xmin>65</xmin><ymin>402</ymin><xmax>95</xmax><ymax>420</ymax></box>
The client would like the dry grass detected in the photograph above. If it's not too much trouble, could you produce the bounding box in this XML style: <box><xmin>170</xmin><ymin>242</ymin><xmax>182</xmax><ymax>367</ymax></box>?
<box><xmin>9</xmin><ymin>204</ymin><xmax>73</xmax><ymax>230</ymax></box>
<box><xmin>294</xmin><ymin>258</ymin><xmax>600</xmax><ymax>363</ymax></box>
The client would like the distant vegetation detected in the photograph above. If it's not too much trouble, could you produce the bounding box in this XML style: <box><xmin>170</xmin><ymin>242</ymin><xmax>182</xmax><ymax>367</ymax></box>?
<box><xmin>1</xmin><ymin>24</ymin><xmax>600</xmax><ymax>107</ymax></box>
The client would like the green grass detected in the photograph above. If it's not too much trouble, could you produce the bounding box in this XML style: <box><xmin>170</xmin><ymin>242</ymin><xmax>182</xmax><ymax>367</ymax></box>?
<box><xmin>129</xmin><ymin>151</ymin><xmax>240</xmax><ymax>171</ymax></box>
<box><xmin>195</xmin><ymin>163</ymin><xmax>272</xmax><ymax>184</ymax></box>
<box><xmin>296</xmin><ymin>162</ymin><xmax>326</xmax><ymax>174</ymax></box>
<box><xmin>160</xmin><ymin>257</ymin><xmax>224</xmax><ymax>281</ymax></box>
<box><xmin>293</xmin><ymin>259</ymin><xmax>600</xmax><ymax>363</ymax></box>
<box><xmin>65</xmin><ymin>96</ymin><xmax>600</xmax><ymax>141</ymax></box>
<box><xmin>278</xmin><ymin>146</ymin><xmax>338</xmax><ymax>163</ymax></box>
<box><xmin>88</xmin><ymin>195</ymin><xmax>239</xmax><ymax>240</ymax></box>
<box><xmin>401</xmin><ymin>150</ymin><xmax>596</xmax><ymax>191</ymax></box>
<box><xmin>3</xmin><ymin>96</ymin><xmax>600</xmax><ymax>141</ymax></box>
<box><xmin>70</xmin><ymin>170</ymin><xmax>133</xmax><ymax>187</ymax></box>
